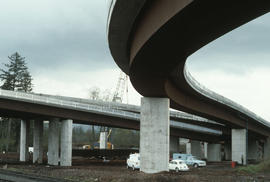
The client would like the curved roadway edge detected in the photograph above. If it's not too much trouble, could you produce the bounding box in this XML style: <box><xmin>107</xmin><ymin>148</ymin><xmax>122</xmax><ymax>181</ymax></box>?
<box><xmin>107</xmin><ymin>0</ymin><xmax>270</xmax><ymax>137</ymax></box>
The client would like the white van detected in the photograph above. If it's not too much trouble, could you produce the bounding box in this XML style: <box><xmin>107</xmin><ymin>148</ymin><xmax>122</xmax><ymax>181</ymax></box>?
<box><xmin>127</xmin><ymin>153</ymin><xmax>140</xmax><ymax>170</ymax></box>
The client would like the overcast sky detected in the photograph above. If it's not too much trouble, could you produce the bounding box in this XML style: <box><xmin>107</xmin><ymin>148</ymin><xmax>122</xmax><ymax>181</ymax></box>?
<box><xmin>0</xmin><ymin>1</ymin><xmax>269</xmax><ymax>122</ymax></box>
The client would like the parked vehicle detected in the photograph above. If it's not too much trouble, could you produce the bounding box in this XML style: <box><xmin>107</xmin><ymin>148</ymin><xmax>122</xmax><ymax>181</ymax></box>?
<box><xmin>169</xmin><ymin>159</ymin><xmax>189</xmax><ymax>172</ymax></box>
<box><xmin>127</xmin><ymin>153</ymin><xmax>140</xmax><ymax>170</ymax></box>
<box><xmin>173</xmin><ymin>153</ymin><xmax>206</xmax><ymax>168</ymax></box>
<box><xmin>186</xmin><ymin>156</ymin><xmax>206</xmax><ymax>167</ymax></box>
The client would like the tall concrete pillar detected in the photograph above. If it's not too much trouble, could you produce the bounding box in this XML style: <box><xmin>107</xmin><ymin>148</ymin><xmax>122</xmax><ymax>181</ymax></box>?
<box><xmin>140</xmin><ymin>97</ymin><xmax>169</xmax><ymax>173</ymax></box>
<box><xmin>224</xmin><ymin>141</ymin><xmax>232</xmax><ymax>161</ymax></box>
<box><xmin>100</xmin><ymin>132</ymin><xmax>108</xmax><ymax>149</ymax></box>
<box><xmin>20</xmin><ymin>120</ymin><xmax>30</xmax><ymax>162</ymax></box>
<box><xmin>48</xmin><ymin>118</ymin><xmax>60</xmax><ymax>165</ymax></box>
<box><xmin>248</xmin><ymin>138</ymin><xmax>258</xmax><ymax>162</ymax></box>
<box><xmin>60</xmin><ymin>119</ymin><xmax>73</xmax><ymax>166</ymax></box>
<box><xmin>232</xmin><ymin>129</ymin><xmax>247</xmax><ymax>165</ymax></box>
<box><xmin>170</xmin><ymin>136</ymin><xmax>179</xmax><ymax>156</ymax></box>
<box><xmin>179</xmin><ymin>138</ymin><xmax>189</xmax><ymax>153</ymax></box>
<box><xmin>204</xmin><ymin>142</ymin><xmax>208</xmax><ymax>159</ymax></box>
<box><xmin>33</xmin><ymin>120</ymin><xmax>43</xmax><ymax>164</ymax></box>
<box><xmin>264</xmin><ymin>137</ymin><xmax>270</xmax><ymax>160</ymax></box>
<box><xmin>189</xmin><ymin>140</ymin><xmax>203</xmax><ymax>159</ymax></box>
<box><xmin>207</xmin><ymin>144</ymin><xmax>221</xmax><ymax>162</ymax></box>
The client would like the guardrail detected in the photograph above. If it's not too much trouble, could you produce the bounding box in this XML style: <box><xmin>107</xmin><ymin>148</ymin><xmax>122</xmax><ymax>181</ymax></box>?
<box><xmin>184</xmin><ymin>64</ymin><xmax>270</xmax><ymax>128</ymax></box>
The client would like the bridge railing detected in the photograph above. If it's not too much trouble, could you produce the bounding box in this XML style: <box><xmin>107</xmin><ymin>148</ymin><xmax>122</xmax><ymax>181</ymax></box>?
<box><xmin>184</xmin><ymin>64</ymin><xmax>270</xmax><ymax>128</ymax></box>
<box><xmin>0</xmin><ymin>89</ymin><xmax>140</xmax><ymax>121</ymax></box>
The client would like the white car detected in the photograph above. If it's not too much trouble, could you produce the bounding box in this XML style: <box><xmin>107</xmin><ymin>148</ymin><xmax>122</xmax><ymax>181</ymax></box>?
<box><xmin>169</xmin><ymin>159</ymin><xmax>189</xmax><ymax>172</ymax></box>
<box><xmin>127</xmin><ymin>153</ymin><xmax>140</xmax><ymax>170</ymax></box>
<box><xmin>186</xmin><ymin>156</ymin><xmax>206</xmax><ymax>167</ymax></box>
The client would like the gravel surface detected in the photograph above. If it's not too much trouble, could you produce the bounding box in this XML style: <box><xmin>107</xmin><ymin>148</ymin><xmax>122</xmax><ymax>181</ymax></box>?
<box><xmin>0</xmin><ymin>155</ymin><xmax>270</xmax><ymax>182</ymax></box>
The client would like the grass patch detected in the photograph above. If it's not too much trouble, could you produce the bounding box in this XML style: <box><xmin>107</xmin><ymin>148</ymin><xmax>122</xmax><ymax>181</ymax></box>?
<box><xmin>237</xmin><ymin>160</ymin><xmax>270</xmax><ymax>174</ymax></box>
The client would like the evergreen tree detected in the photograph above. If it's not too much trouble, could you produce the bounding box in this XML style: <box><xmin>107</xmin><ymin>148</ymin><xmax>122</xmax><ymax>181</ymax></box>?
<box><xmin>0</xmin><ymin>52</ymin><xmax>33</xmax><ymax>92</ymax></box>
<box><xmin>0</xmin><ymin>52</ymin><xmax>33</xmax><ymax>152</ymax></box>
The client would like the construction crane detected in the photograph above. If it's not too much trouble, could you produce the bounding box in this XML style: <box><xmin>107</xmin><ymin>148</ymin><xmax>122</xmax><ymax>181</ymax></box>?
<box><xmin>112</xmin><ymin>71</ymin><xmax>129</xmax><ymax>103</ymax></box>
<box><xmin>99</xmin><ymin>71</ymin><xmax>129</xmax><ymax>146</ymax></box>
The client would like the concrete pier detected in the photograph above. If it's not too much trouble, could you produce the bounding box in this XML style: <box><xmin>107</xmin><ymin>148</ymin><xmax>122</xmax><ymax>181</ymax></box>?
<box><xmin>232</xmin><ymin>129</ymin><xmax>247</xmax><ymax>165</ymax></box>
<box><xmin>20</xmin><ymin>120</ymin><xmax>30</xmax><ymax>162</ymax></box>
<box><xmin>207</xmin><ymin>144</ymin><xmax>221</xmax><ymax>162</ymax></box>
<box><xmin>48</xmin><ymin>118</ymin><xmax>60</xmax><ymax>165</ymax></box>
<box><xmin>33</xmin><ymin>120</ymin><xmax>43</xmax><ymax>164</ymax></box>
<box><xmin>60</xmin><ymin>119</ymin><xmax>73</xmax><ymax>166</ymax></box>
<box><xmin>170</xmin><ymin>136</ymin><xmax>179</xmax><ymax>156</ymax></box>
<box><xmin>204</xmin><ymin>142</ymin><xmax>208</xmax><ymax>159</ymax></box>
<box><xmin>264</xmin><ymin>137</ymin><xmax>270</xmax><ymax>160</ymax></box>
<box><xmin>140</xmin><ymin>97</ymin><xmax>169</xmax><ymax>173</ymax></box>
<box><xmin>224</xmin><ymin>141</ymin><xmax>232</xmax><ymax>161</ymax></box>
<box><xmin>100</xmin><ymin>132</ymin><xmax>108</xmax><ymax>149</ymax></box>
<box><xmin>188</xmin><ymin>140</ymin><xmax>203</xmax><ymax>159</ymax></box>
<box><xmin>248</xmin><ymin>138</ymin><xmax>258</xmax><ymax>162</ymax></box>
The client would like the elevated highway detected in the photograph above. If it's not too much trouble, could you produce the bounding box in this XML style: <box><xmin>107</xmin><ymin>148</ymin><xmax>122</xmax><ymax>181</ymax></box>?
<box><xmin>0</xmin><ymin>89</ymin><xmax>224</xmax><ymax>141</ymax></box>
<box><xmin>107</xmin><ymin>0</ymin><xmax>270</xmax><ymax>173</ymax></box>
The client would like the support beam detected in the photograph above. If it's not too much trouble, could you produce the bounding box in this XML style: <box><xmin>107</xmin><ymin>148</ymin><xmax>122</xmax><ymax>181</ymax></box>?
<box><xmin>20</xmin><ymin>120</ymin><xmax>30</xmax><ymax>162</ymax></box>
<box><xmin>100</xmin><ymin>132</ymin><xmax>108</xmax><ymax>149</ymax></box>
<box><xmin>33</xmin><ymin>120</ymin><xmax>44</xmax><ymax>164</ymax></box>
<box><xmin>48</xmin><ymin>118</ymin><xmax>59</xmax><ymax>166</ymax></box>
<box><xmin>140</xmin><ymin>97</ymin><xmax>169</xmax><ymax>173</ymax></box>
<box><xmin>232</xmin><ymin>129</ymin><xmax>247</xmax><ymax>165</ymax></box>
<box><xmin>60</xmin><ymin>119</ymin><xmax>73</xmax><ymax>166</ymax></box>
<box><xmin>207</xmin><ymin>144</ymin><xmax>221</xmax><ymax>162</ymax></box>
<box><xmin>170</xmin><ymin>136</ymin><xmax>179</xmax><ymax>156</ymax></box>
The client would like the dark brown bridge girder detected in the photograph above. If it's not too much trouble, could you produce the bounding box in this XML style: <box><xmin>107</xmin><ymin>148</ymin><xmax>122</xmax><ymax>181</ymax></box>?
<box><xmin>110</xmin><ymin>0</ymin><xmax>270</xmax><ymax>137</ymax></box>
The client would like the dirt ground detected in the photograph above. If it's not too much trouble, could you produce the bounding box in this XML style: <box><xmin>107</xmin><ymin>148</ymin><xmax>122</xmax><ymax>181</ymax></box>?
<box><xmin>1</xmin><ymin>154</ymin><xmax>270</xmax><ymax>182</ymax></box>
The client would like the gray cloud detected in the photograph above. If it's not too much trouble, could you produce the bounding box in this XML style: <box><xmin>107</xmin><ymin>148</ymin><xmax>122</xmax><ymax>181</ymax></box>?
<box><xmin>0</xmin><ymin>0</ymin><xmax>115</xmax><ymax>77</ymax></box>
<box><xmin>188</xmin><ymin>12</ymin><xmax>270</xmax><ymax>74</ymax></box>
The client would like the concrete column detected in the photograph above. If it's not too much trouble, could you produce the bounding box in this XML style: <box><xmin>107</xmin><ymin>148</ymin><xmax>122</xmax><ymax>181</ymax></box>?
<box><xmin>204</xmin><ymin>142</ymin><xmax>208</xmax><ymax>159</ymax></box>
<box><xmin>60</xmin><ymin>119</ymin><xmax>73</xmax><ymax>166</ymax></box>
<box><xmin>232</xmin><ymin>129</ymin><xmax>247</xmax><ymax>165</ymax></box>
<box><xmin>20</xmin><ymin>120</ymin><xmax>30</xmax><ymax>162</ymax></box>
<box><xmin>248</xmin><ymin>138</ymin><xmax>258</xmax><ymax>162</ymax></box>
<box><xmin>207</xmin><ymin>144</ymin><xmax>221</xmax><ymax>162</ymax></box>
<box><xmin>48</xmin><ymin>118</ymin><xmax>60</xmax><ymax>166</ymax></box>
<box><xmin>179</xmin><ymin>138</ymin><xmax>189</xmax><ymax>153</ymax></box>
<box><xmin>224</xmin><ymin>141</ymin><xmax>232</xmax><ymax>161</ymax></box>
<box><xmin>189</xmin><ymin>140</ymin><xmax>203</xmax><ymax>159</ymax></box>
<box><xmin>264</xmin><ymin>137</ymin><xmax>270</xmax><ymax>160</ymax></box>
<box><xmin>170</xmin><ymin>136</ymin><xmax>179</xmax><ymax>156</ymax></box>
<box><xmin>33</xmin><ymin>120</ymin><xmax>44</xmax><ymax>164</ymax></box>
<box><xmin>140</xmin><ymin>97</ymin><xmax>169</xmax><ymax>173</ymax></box>
<box><xmin>100</xmin><ymin>132</ymin><xmax>108</xmax><ymax>149</ymax></box>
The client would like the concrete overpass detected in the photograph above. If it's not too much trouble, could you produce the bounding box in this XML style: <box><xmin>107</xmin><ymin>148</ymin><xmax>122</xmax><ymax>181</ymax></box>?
<box><xmin>107</xmin><ymin>0</ymin><xmax>270</xmax><ymax>173</ymax></box>
<box><xmin>0</xmin><ymin>88</ymin><xmax>228</xmax><ymax>165</ymax></box>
